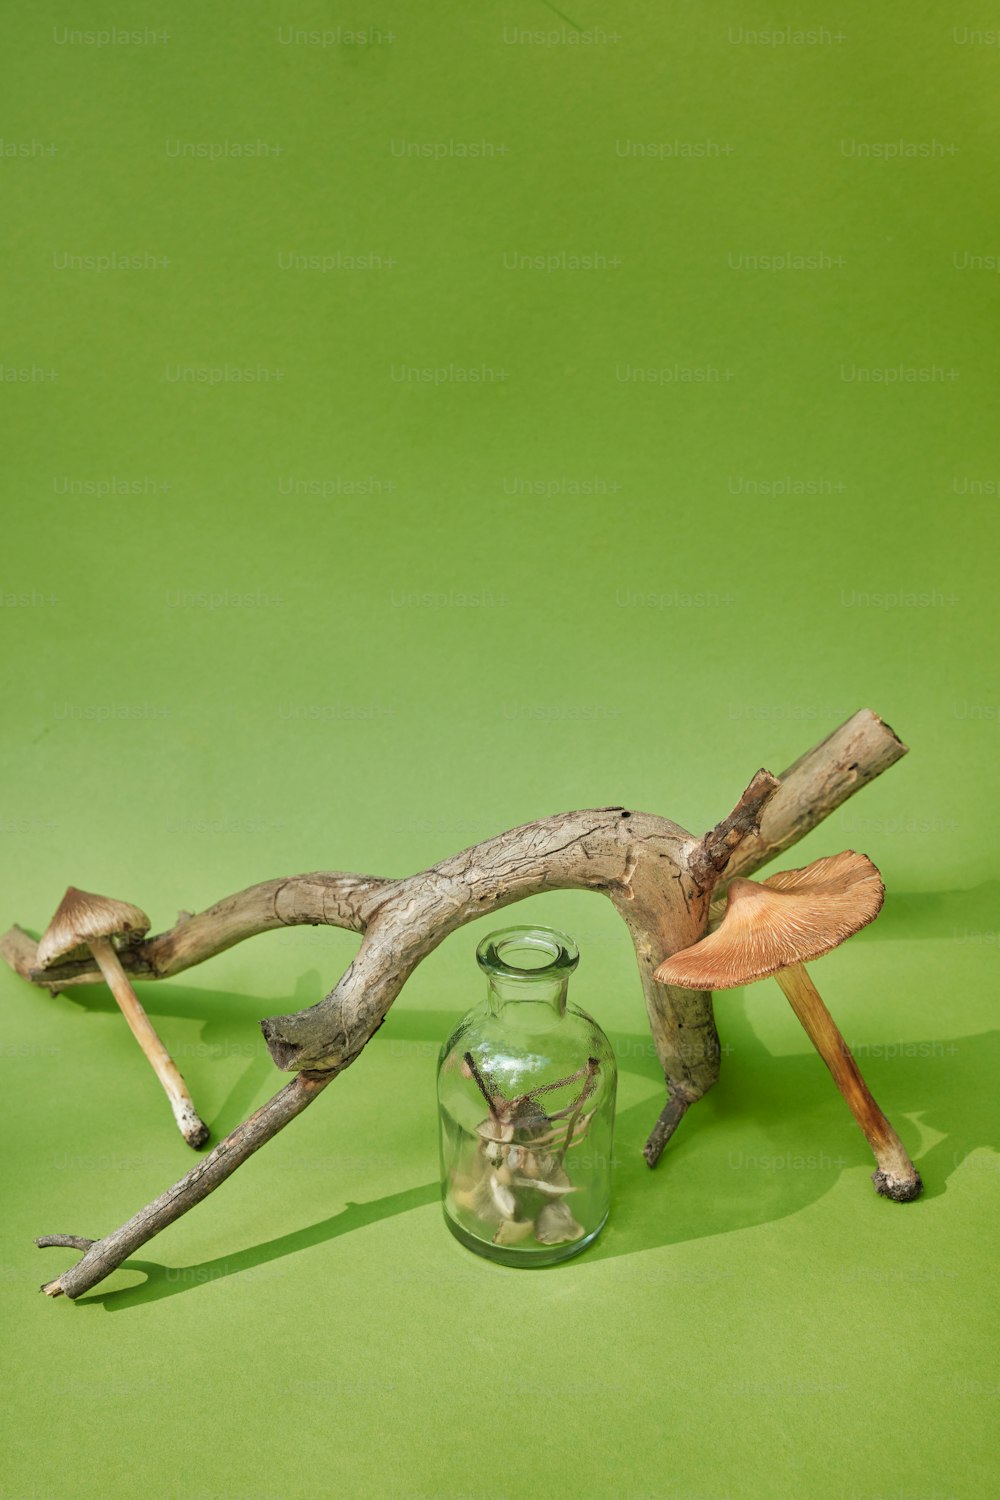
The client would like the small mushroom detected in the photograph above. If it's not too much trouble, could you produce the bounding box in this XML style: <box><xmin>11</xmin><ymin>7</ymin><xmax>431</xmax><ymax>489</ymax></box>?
<box><xmin>489</xmin><ymin>1173</ymin><xmax>517</xmax><ymax>1219</ymax></box>
<box><xmin>475</xmin><ymin>1115</ymin><xmax>513</xmax><ymax>1168</ymax></box>
<box><xmin>36</xmin><ymin>887</ymin><xmax>209</xmax><ymax>1149</ymax></box>
<box><xmin>533</xmin><ymin>1169</ymin><xmax>578</xmax><ymax>1197</ymax></box>
<box><xmin>513</xmin><ymin>1175</ymin><xmax>577</xmax><ymax>1197</ymax></box>
<box><xmin>516</xmin><ymin>1147</ymin><xmax>556</xmax><ymax>1178</ymax></box>
<box><xmin>655</xmin><ymin>852</ymin><xmax>922</xmax><ymax>1201</ymax></box>
<box><xmin>512</xmin><ymin>1163</ymin><xmax>577</xmax><ymax>1197</ymax></box>
<box><xmin>447</xmin><ymin>1164</ymin><xmax>484</xmax><ymax>1203</ymax></box>
<box><xmin>452</xmin><ymin>1170</ymin><xmax>506</xmax><ymax>1226</ymax></box>
<box><xmin>536</xmin><ymin>1200</ymin><xmax>585</xmax><ymax>1245</ymax></box>
<box><xmin>493</xmin><ymin>1217</ymin><xmax>535</xmax><ymax>1247</ymax></box>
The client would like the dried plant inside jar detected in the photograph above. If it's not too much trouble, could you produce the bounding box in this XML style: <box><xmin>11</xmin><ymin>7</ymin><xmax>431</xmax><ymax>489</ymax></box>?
<box><xmin>448</xmin><ymin>1053</ymin><xmax>602</xmax><ymax>1247</ymax></box>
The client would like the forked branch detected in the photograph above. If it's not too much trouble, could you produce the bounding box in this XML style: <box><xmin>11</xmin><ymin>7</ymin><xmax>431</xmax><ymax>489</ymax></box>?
<box><xmin>6</xmin><ymin>709</ymin><xmax>907</xmax><ymax>1300</ymax></box>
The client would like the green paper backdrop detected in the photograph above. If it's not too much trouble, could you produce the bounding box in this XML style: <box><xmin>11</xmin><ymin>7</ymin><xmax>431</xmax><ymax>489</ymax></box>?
<box><xmin>2</xmin><ymin>5</ymin><xmax>997</xmax><ymax>1497</ymax></box>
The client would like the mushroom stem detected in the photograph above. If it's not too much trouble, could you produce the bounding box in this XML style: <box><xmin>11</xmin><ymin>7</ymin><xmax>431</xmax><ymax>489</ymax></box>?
<box><xmin>88</xmin><ymin>936</ymin><xmax>209</xmax><ymax>1149</ymax></box>
<box><xmin>773</xmin><ymin>962</ymin><xmax>922</xmax><ymax>1201</ymax></box>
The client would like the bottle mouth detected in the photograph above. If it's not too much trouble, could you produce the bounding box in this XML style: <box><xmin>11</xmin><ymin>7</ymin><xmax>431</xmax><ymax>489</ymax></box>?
<box><xmin>476</xmin><ymin>925</ymin><xmax>579</xmax><ymax>981</ymax></box>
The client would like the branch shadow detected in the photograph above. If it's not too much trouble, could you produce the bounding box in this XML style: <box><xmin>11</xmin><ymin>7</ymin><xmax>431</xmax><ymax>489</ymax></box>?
<box><xmin>61</xmin><ymin>986</ymin><xmax>998</xmax><ymax>1312</ymax></box>
<box><xmin>861</xmin><ymin>879</ymin><xmax>1000</xmax><ymax>942</ymax></box>
<box><xmin>587</xmin><ymin>1015</ymin><xmax>999</xmax><ymax>1270</ymax></box>
<box><xmin>32</xmin><ymin>883</ymin><xmax>998</xmax><ymax>1308</ymax></box>
<box><xmin>47</xmin><ymin>970</ymin><xmax>325</xmax><ymax>1141</ymax></box>
<box><xmin>70</xmin><ymin>1181</ymin><xmax>441</xmax><ymax>1312</ymax></box>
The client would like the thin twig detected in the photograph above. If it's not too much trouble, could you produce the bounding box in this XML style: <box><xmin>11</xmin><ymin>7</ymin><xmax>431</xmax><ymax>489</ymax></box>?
<box><xmin>464</xmin><ymin>1051</ymin><xmax>501</xmax><ymax>1122</ymax></box>
<box><xmin>523</xmin><ymin>1064</ymin><xmax>590</xmax><ymax>1100</ymax></box>
<box><xmin>555</xmin><ymin>1059</ymin><xmax>600</xmax><ymax>1165</ymax></box>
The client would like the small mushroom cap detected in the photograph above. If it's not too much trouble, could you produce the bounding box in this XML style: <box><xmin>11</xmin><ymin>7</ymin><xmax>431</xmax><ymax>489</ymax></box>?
<box><xmin>653</xmin><ymin>851</ymin><xmax>884</xmax><ymax>991</ymax></box>
<box><xmin>493</xmin><ymin>1217</ymin><xmax>536</xmax><ymax>1247</ymax></box>
<box><xmin>535</xmin><ymin>1200</ymin><xmax>585</xmax><ymax>1245</ymax></box>
<box><xmin>36</xmin><ymin>886</ymin><xmax>151</xmax><ymax>968</ymax></box>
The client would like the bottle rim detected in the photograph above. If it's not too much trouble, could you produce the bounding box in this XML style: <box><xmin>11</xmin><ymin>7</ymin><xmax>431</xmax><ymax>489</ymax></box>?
<box><xmin>476</xmin><ymin>925</ymin><xmax>580</xmax><ymax>981</ymax></box>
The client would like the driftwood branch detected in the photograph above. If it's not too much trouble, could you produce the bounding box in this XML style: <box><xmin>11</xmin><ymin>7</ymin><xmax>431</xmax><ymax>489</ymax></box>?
<box><xmin>0</xmin><ymin>873</ymin><xmax>387</xmax><ymax>991</ymax></box>
<box><xmin>36</xmin><ymin>1074</ymin><xmax>333</xmax><ymax>1298</ymax></box>
<box><xmin>694</xmin><ymin>768</ymin><xmax>781</xmax><ymax>882</ymax></box>
<box><xmin>717</xmin><ymin>709</ymin><xmax>908</xmax><ymax>887</ymax></box>
<box><xmin>5</xmin><ymin>709</ymin><xmax>907</xmax><ymax>1300</ymax></box>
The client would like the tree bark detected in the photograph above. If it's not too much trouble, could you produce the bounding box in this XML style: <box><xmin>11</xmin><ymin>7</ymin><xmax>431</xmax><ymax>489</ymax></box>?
<box><xmin>0</xmin><ymin>872</ymin><xmax>387</xmax><ymax>990</ymax></box>
<box><xmin>716</xmin><ymin>709</ymin><xmax>908</xmax><ymax>887</ymax></box>
<box><xmin>5</xmin><ymin>709</ymin><xmax>907</xmax><ymax>1301</ymax></box>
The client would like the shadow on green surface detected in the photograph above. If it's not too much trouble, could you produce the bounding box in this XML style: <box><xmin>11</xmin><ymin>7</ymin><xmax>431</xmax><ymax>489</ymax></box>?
<box><xmin>34</xmin><ymin>887</ymin><xmax>997</xmax><ymax>1309</ymax></box>
<box><xmin>74</xmin><ymin>1180</ymin><xmax>441</xmax><ymax>1312</ymax></box>
<box><xmin>866</xmin><ymin>880</ymin><xmax>1000</xmax><ymax>943</ymax></box>
<box><xmin>57</xmin><ymin>969</ymin><xmax>998</xmax><ymax>1312</ymax></box>
<box><xmin>49</xmin><ymin>969</ymin><xmax>323</xmax><ymax>1138</ymax></box>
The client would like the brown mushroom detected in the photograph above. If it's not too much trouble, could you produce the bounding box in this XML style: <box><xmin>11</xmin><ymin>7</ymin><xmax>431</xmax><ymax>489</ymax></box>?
<box><xmin>654</xmin><ymin>852</ymin><xmax>922</xmax><ymax>1201</ymax></box>
<box><xmin>36</xmin><ymin>887</ymin><xmax>209</xmax><ymax>1149</ymax></box>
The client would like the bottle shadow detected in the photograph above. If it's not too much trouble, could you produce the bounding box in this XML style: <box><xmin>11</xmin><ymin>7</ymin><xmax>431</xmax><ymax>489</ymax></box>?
<box><xmin>59</xmin><ymin>983</ymin><xmax>997</xmax><ymax>1312</ymax></box>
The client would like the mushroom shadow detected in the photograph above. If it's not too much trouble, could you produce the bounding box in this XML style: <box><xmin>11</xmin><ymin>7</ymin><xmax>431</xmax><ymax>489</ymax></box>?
<box><xmin>44</xmin><ymin>970</ymin><xmax>325</xmax><ymax>1139</ymax></box>
<box><xmin>862</xmin><ymin>880</ymin><xmax>1000</xmax><ymax>942</ymax></box>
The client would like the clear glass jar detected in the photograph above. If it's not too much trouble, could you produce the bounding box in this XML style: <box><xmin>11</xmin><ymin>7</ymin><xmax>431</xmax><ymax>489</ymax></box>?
<box><xmin>437</xmin><ymin>925</ymin><xmax>617</xmax><ymax>1266</ymax></box>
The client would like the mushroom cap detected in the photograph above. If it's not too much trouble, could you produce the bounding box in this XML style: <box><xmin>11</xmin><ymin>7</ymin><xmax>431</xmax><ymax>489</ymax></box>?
<box><xmin>36</xmin><ymin>886</ymin><xmax>151</xmax><ymax>968</ymax></box>
<box><xmin>653</xmin><ymin>851</ymin><xmax>884</xmax><ymax>991</ymax></box>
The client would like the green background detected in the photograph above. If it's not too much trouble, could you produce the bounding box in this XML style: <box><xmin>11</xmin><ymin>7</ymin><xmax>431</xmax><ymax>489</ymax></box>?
<box><xmin>2</xmin><ymin>4</ymin><xmax>998</xmax><ymax>1497</ymax></box>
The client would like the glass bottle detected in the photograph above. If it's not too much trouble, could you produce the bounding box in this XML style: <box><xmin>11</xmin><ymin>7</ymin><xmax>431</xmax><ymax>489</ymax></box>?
<box><xmin>437</xmin><ymin>925</ymin><xmax>617</xmax><ymax>1266</ymax></box>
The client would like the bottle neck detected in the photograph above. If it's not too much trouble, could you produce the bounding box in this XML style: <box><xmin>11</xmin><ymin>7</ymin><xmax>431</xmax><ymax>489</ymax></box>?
<box><xmin>476</xmin><ymin>925</ymin><xmax>578</xmax><ymax>1026</ymax></box>
<box><xmin>485</xmin><ymin>973</ymin><xmax>569</xmax><ymax>1020</ymax></box>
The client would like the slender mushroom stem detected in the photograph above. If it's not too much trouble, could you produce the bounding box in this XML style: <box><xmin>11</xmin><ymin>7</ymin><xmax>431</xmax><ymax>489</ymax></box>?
<box><xmin>773</xmin><ymin>962</ymin><xmax>922</xmax><ymax>1201</ymax></box>
<box><xmin>88</xmin><ymin>936</ymin><xmax>209</xmax><ymax>1149</ymax></box>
